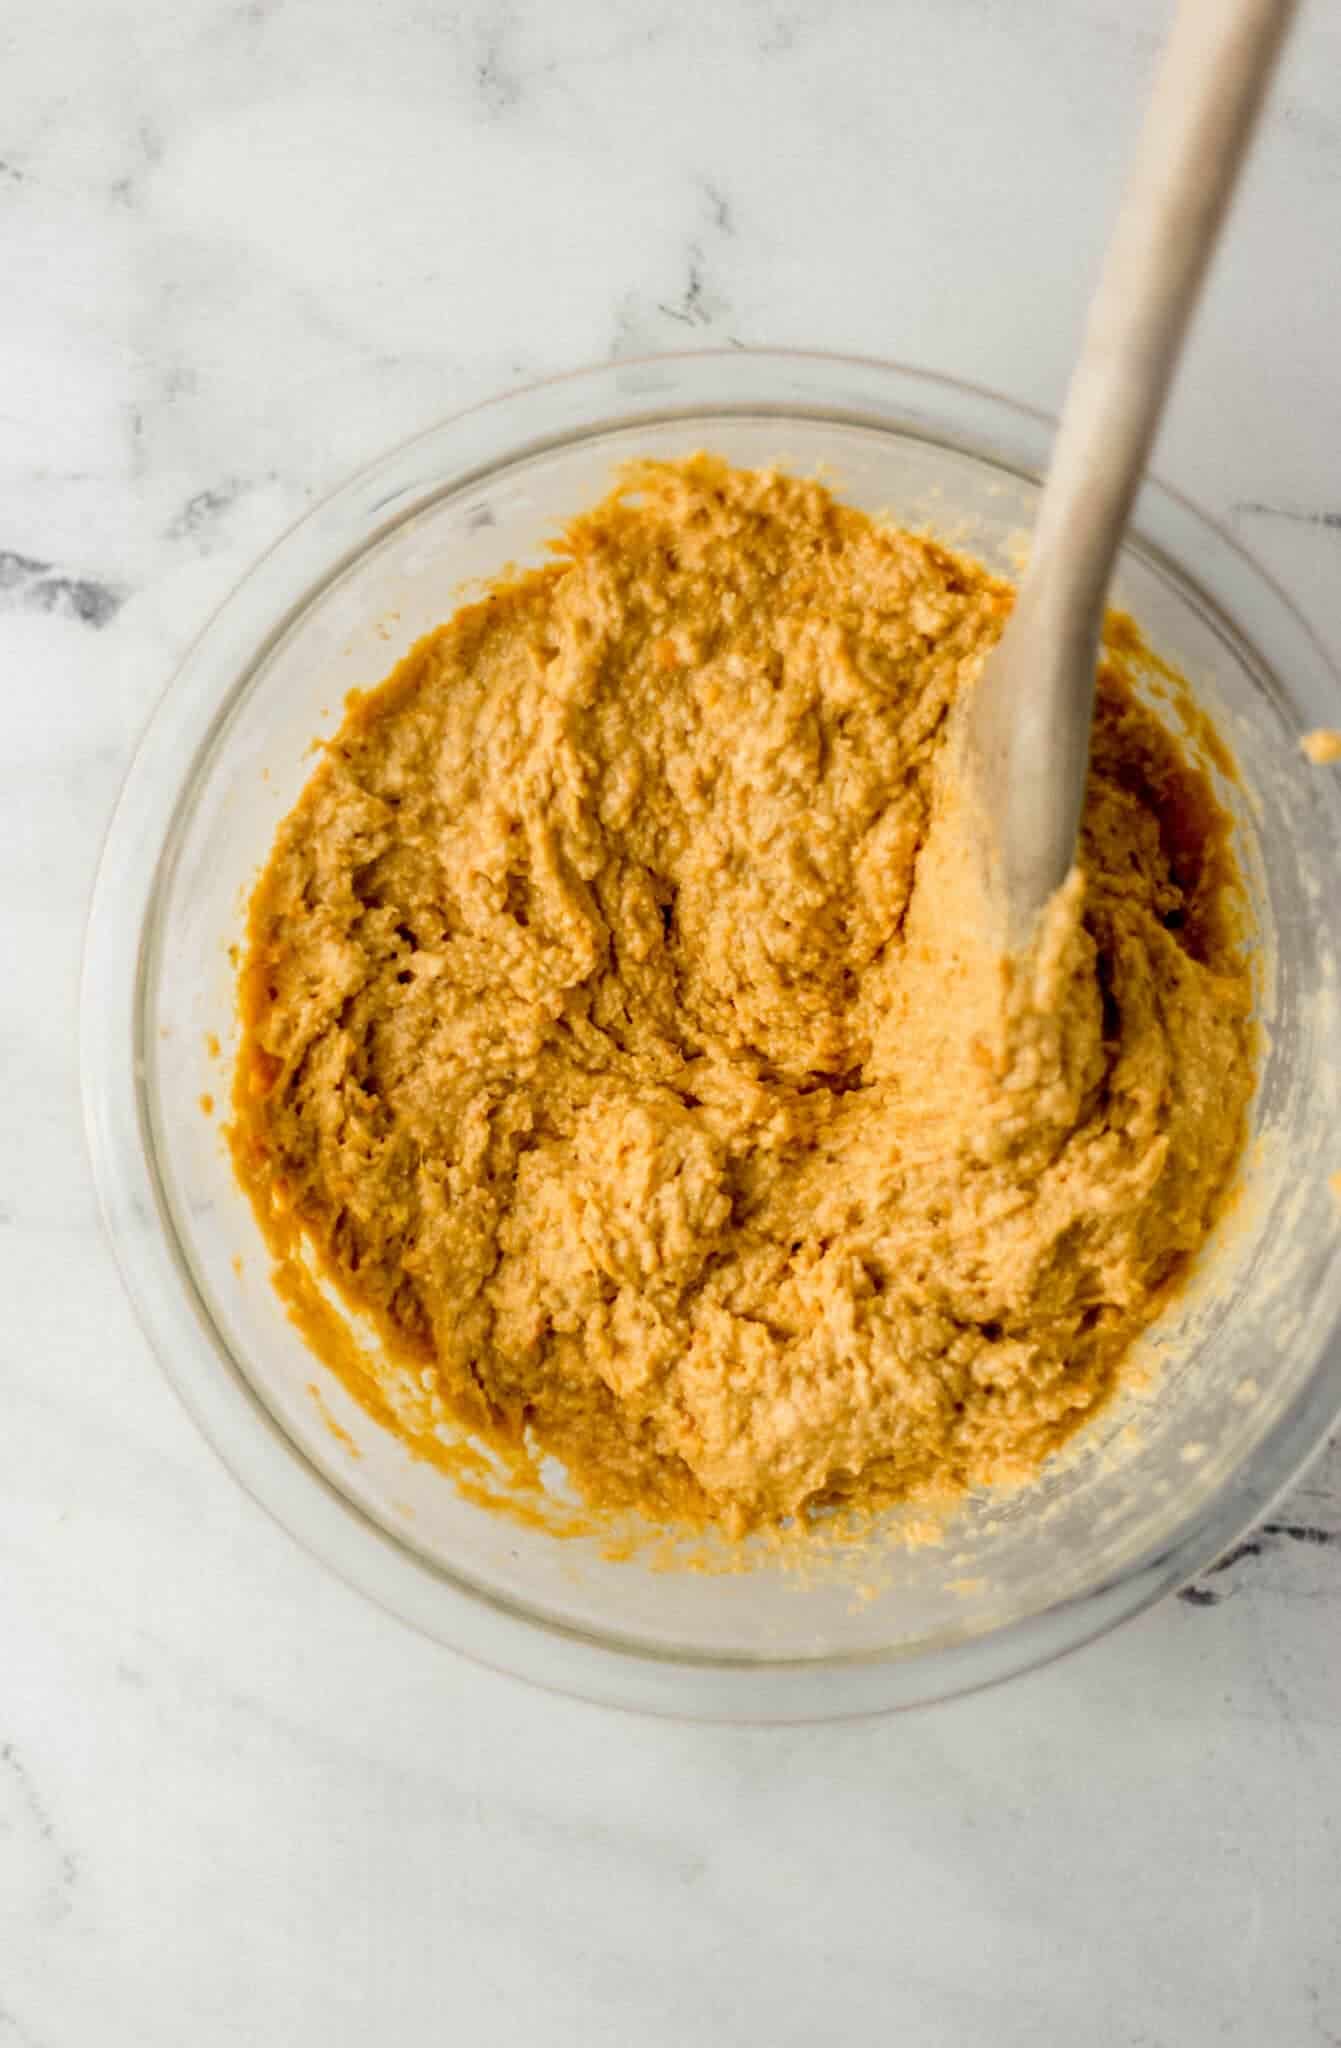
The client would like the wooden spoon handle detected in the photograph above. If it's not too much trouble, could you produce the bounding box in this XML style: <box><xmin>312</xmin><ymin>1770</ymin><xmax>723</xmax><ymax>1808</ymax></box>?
<box><xmin>1032</xmin><ymin>0</ymin><xmax>1298</xmax><ymax>620</ymax></box>
<box><xmin>965</xmin><ymin>0</ymin><xmax>1298</xmax><ymax>953</ymax></box>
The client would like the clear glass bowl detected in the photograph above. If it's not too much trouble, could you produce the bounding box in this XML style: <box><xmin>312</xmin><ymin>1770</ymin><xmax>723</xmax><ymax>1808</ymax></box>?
<box><xmin>83</xmin><ymin>351</ymin><xmax>1341</xmax><ymax>1720</ymax></box>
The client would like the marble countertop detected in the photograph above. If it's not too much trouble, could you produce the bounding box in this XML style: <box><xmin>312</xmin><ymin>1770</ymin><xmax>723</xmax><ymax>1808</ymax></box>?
<box><xmin>4</xmin><ymin>0</ymin><xmax>1340</xmax><ymax>2039</ymax></box>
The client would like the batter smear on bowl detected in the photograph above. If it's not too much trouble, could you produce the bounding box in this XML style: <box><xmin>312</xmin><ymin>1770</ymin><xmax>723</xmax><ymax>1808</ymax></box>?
<box><xmin>230</xmin><ymin>457</ymin><xmax>1255</xmax><ymax>1537</ymax></box>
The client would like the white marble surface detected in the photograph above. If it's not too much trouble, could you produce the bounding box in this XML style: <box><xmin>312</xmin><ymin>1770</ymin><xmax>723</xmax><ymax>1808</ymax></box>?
<box><xmin>3</xmin><ymin>0</ymin><xmax>1341</xmax><ymax>2039</ymax></box>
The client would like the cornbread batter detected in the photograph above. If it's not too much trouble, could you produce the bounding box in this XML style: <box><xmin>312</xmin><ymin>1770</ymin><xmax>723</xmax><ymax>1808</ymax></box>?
<box><xmin>231</xmin><ymin>457</ymin><xmax>1254</xmax><ymax>1535</ymax></box>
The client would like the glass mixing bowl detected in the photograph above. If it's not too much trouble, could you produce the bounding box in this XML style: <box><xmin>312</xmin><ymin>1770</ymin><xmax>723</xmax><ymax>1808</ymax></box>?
<box><xmin>82</xmin><ymin>351</ymin><xmax>1341</xmax><ymax>1720</ymax></box>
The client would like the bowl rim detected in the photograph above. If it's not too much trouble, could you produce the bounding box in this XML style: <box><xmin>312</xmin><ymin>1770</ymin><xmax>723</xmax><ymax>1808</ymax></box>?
<box><xmin>81</xmin><ymin>346</ymin><xmax>1341</xmax><ymax>1721</ymax></box>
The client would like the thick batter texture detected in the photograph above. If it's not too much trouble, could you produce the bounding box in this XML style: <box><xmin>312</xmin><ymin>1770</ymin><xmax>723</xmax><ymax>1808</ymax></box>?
<box><xmin>231</xmin><ymin>457</ymin><xmax>1254</xmax><ymax>1535</ymax></box>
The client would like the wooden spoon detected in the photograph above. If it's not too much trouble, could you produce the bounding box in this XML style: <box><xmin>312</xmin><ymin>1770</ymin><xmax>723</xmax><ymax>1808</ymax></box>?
<box><xmin>957</xmin><ymin>0</ymin><xmax>1298</xmax><ymax>954</ymax></box>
